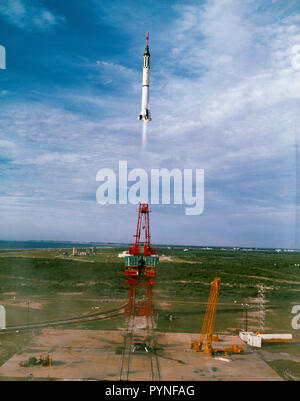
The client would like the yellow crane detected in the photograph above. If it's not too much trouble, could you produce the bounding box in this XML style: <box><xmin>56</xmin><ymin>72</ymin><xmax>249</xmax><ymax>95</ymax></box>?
<box><xmin>191</xmin><ymin>277</ymin><xmax>244</xmax><ymax>357</ymax></box>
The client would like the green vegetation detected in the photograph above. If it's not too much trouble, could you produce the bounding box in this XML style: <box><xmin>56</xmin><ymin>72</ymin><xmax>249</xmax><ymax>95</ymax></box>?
<box><xmin>154</xmin><ymin>247</ymin><xmax>300</xmax><ymax>338</ymax></box>
<box><xmin>0</xmin><ymin>246</ymin><xmax>299</xmax><ymax>380</ymax></box>
<box><xmin>0</xmin><ymin>248</ymin><xmax>126</xmax><ymax>297</ymax></box>
<box><xmin>156</xmin><ymin>247</ymin><xmax>300</xmax><ymax>302</ymax></box>
<box><xmin>0</xmin><ymin>330</ymin><xmax>39</xmax><ymax>367</ymax></box>
<box><xmin>0</xmin><ymin>246</ymin><xmax>299</xmax><ymax>335</ymax></box>
<box><xmin>266</xmin><ymin>360</ymin><xmax>300</xmax><ymax>381</ymax></box>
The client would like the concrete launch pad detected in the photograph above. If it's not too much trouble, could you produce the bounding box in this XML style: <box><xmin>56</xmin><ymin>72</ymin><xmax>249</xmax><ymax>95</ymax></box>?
<box><xmin>0</xmin><ymin>328</ymin><xmax>282</xmax><ymax>381</ymax></box>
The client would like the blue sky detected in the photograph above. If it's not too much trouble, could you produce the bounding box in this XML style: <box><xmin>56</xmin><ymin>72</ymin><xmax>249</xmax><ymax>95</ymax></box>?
<box><xmin>0</xmin><ymin>0</ymin><xmax>299</xmax><ymax>247</ymax></box>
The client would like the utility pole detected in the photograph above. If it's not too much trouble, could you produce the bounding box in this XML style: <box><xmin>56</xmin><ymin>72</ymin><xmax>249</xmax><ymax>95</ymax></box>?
<box><xmin>242</xmin><ymin>303</ymin><xmax>249</xmax><ymax>331</ymax></box>
<box><xmin>27</xmin><ymin>300</ymin><xmax>30</xmax><ymax>329</ymax></box>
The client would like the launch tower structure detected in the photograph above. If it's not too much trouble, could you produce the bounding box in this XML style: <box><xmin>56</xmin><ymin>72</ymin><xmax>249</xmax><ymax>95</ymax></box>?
<box><xmin>124</xmin><ymin>203</ymin><xmax>159</xmax><ymax>316</ymax></box>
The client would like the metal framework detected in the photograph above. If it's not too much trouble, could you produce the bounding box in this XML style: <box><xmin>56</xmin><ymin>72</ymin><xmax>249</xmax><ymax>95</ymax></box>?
<box><xmin>191</xmin><ymin>277</ymin><xmax>244</xmax><ymax>357</ymax></box>
<box><xmin>191</xmin><ymin>278</ymin><xmax>221</xmax><ymax>354</ymax></box>
<box><xmin>124</xmin><ymin>203</ymin><xmax>158</xmax><ymax>316</ymax></box>
<box><xmin>129</xmin><ymin>203</ymin><xmax>154</xmax><ymax>256</ymax></box>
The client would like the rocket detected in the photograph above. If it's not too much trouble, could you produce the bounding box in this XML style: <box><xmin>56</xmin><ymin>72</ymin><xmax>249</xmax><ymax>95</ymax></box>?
<box><xmin>138</xmin><ymin>32</ymin><xmax>151</xmax><ymax>122</ymax></box>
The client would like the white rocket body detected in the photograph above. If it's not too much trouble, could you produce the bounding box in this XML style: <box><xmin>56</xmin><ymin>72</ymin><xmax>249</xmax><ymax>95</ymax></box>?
<box><xmin>139</xmin><ymin>33</ymin><xmax>151</xmax><ymax>122</ymax></box>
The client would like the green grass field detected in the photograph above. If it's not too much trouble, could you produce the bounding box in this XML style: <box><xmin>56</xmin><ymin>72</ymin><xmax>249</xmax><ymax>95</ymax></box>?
<box><xmin>0</xmin><ymin>246</ymin><xmax>299</xmax><ymax>380</ymax></box>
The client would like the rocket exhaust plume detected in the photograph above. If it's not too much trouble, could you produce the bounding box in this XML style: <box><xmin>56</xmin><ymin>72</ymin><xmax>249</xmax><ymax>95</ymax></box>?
<box><xmin>138</xmin><ymin>32</ymin><xmax>151</xmax><ymax>122</ymax></box>
<box><xmin>142</xmin><ymin>121</ymin><xmax>147</xmax><ymax>150</ymax></box>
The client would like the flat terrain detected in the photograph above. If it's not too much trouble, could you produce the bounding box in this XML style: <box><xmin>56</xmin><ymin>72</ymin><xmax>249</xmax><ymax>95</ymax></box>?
<box><xmin>0</xmin><ymin>328</ymin><xmax>282</xmax><ymax>381</ymax></box>
<box><xmin>0</xmin><ymin>247</ymin><xmax>299</xmax><ymax>380</ymax></box>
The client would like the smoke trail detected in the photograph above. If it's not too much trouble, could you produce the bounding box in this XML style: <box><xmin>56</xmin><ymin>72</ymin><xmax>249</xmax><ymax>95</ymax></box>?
<box><xmin>142</xmin><ymin>122</ymin><xmax>147</xmax><ymax>151</ymax></box>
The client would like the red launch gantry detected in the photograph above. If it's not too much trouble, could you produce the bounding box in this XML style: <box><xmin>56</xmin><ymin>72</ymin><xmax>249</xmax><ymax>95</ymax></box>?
<box><xmin>124</xmin><ymin>203</ymin><xmax>159</xmax><ymax>316</ymax></box>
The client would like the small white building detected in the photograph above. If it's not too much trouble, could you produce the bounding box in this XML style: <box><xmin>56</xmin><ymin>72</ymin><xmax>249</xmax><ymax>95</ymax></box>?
<box><xmin>239</xmin><ymin>331</ymin><xmax>292</xmax><ymax>348</ymax></box>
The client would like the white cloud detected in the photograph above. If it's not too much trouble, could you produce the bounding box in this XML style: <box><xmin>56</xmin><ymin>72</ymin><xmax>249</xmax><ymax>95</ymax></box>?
<box><xmin>0</xmin><ymin>0</ymin><xmax>65</xmax><ymax>31</ymax></box>
<box><xmin>93</xmin><ymin>61</ymin><xmax>138</xmax><ymax>87</ymax></box>
<box><xmin>1</xmin><ymin>0</ymin><xmax>299</xmax><ymax>246</ymax></box>
<box><xmin>0</xmin><ymin>139</ymin><xmax>16</xmax><ymax>149</ymax></box>
<box><xmin>290</xmin><ymin>44</ymin><xmax>300</xmax><ymax>70</ymax></box>
<box><xmin>150</xmin><ymin>0</ymin><xmax>300</xmax><ymax>161</ymax></box>
<box><xmin>20</xmin><ymin>152</ymin><xmax>82</xmax><ymax>166</ymax></box>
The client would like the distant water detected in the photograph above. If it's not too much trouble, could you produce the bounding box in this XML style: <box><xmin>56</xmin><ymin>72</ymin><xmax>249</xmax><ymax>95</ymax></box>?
<box><xmin>0</xmin><ymin>240</ymin><xmax>125</xmax><ymax>250</ymax></box>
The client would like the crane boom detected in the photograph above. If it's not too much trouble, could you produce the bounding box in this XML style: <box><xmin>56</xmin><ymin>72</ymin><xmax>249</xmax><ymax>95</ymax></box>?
<box><xmin>192</xmin><ymin>277</ymin><xmax>244</xmax><ymax>357</ymax></box>
<box><xmin>192</xmin><ymin>278</ymin><xmax>221</xmax><ymax>353</ymax></box>
<box><xmin>200</xmin><ymin>277</ymin><xmax>221</xmax><ymax>354</ymax></box>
